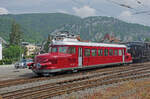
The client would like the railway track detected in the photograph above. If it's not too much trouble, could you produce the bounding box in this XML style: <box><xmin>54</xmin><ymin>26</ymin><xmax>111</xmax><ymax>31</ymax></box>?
<box><xmin>1</xmin><ymin>62</ymin><xmax>150</xmax><ymax>99</ymax></box>
<box><xmin>0</xmin><ymin>62</ymin><xmax>148</xmax><ymax>89</ymax></box>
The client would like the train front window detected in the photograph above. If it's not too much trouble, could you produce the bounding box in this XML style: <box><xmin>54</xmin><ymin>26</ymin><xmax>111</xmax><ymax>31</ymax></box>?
<box><xmin>59</xmin><ymin>47</ymin><xmax>68</xmax><ymax>53</ymax></box>
<box><xmin>51</xmin><ymin>47</ymin><xmax>57</xmax><ymax>52</ymax></box>
<box><xmin>50</xmin><ymin>46</ymin><xmax>76</xmax><ymax>54</ymax></box>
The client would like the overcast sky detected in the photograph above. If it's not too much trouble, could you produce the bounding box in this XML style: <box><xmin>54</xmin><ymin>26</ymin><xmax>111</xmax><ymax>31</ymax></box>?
<box><xmin>0</xmin><ymin>0</ymin><xmax>150</xmax><ymax>26</ymax></box>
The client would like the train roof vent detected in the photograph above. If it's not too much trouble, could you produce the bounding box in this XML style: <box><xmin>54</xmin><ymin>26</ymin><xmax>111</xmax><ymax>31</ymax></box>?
<box><xmin>52</xmin><ymin>31</ymin><xmax>79</xmax><ymax>42</ymax></box>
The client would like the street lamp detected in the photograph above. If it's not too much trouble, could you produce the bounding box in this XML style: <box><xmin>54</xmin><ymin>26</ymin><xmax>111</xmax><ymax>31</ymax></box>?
<box><xmin>20</xmin><ymin>39</ymin><xmax>22</xmax><ymax>61</ymax></box>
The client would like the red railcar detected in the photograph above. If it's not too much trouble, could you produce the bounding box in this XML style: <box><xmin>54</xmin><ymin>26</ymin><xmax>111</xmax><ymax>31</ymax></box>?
<box><xmin>29</xmin><ymin>34</ymin><xmax>132</xmax><ymax>76</ymax></box>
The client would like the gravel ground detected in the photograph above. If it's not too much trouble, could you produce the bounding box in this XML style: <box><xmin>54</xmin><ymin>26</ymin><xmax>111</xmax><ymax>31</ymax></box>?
<box><xmin>1</xmin><ymin>64</ymin><xmax>150</xmax><ymax>99</ymax></box>
<box><xmin>0</xmin><ymin>65</ymin><xmax>36</xmax><ymax>81</ymax></box>
<box><xmin>52</xmin><ymin>77</ymin><xmax>150</xmax><ymax>99</ymax></box>
<box><xmin>0</xmin><ymin>70</ymin><xmax>113</xmax><ymax>94</ymax></box>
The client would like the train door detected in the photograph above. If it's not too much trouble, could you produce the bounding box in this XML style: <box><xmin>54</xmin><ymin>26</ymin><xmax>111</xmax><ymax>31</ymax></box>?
<box><xmin>78</xmin><ymin>47</ymin><xmax>82</xmax><ymax>67</ymax></box>
<box><xmin>122</xmin><ymin>49</ymin><xmax>125</xmax><ymax>63</ymax></box>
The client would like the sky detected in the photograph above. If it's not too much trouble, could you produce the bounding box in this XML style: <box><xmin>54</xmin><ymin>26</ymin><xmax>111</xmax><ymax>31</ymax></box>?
<box><xmin>0</xmin><ymin>0</ymin><xmax>150</xmax><ymax>26</ymax></box>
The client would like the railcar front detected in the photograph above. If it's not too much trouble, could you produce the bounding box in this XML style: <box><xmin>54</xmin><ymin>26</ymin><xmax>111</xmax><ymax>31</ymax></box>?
<box><xmin>30</xmin><ymin>45</ymin><xmax>78</xmax><ymax>76</ymax></box>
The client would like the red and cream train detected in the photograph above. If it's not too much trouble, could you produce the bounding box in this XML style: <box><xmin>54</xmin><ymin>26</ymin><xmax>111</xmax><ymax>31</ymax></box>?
<box><xmin>28</xmin><ymin>33</ymin><xmax>132</xmax><ymax>76</ymax></box>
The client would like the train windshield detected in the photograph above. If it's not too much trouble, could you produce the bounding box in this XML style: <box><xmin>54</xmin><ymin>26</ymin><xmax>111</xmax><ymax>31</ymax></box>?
<box><xmin>49</xmin><ymin>47</ymin><xmax>57</xmax><ymax>52</ymax></box>
<box><xmin>49</xmin><ymin>46</ymin><xmax>76</xmax><ymax>54</ymax></box>
<box><xmin>59</xmin><ymin>47</ymin><xmax>68</xmax><ymax>53</ymax></box>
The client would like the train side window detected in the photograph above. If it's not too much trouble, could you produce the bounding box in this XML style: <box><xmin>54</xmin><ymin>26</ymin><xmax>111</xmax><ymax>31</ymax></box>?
<box><xmin>84</xmin><ymin>49</ymin><xmax>90</xmax><ymax>56</ymax></box>
<box><xmin>109</xmin><ymin>49</ymin><xmax>113</xmax><ymax>56</ymax></box>
<box><xmin>104</xmin><ymin>49</ymin><xmax>108</xmax><ymax>56</ymax></box>
<box><xmin>119</xmin><ymin>49</ymin><xmax>122</xmax><ymax>56</ymax></box>
<box><xmin>114</xmin><ymin>49</ymin><xmax>118</xmax><ymax>56</ymax></box>
<box><xmin>92</xmin><ymin>49</ymin><xmax>97</xmax><ymax>56</ymax></box>
<box><xmin>98</xmin><ymin>49</ymin><xmax>103</xmax><ymax>56</ymax></box>
<box><xmin>68</xmin><ymin>47</ymin><xmax>76</xmax><ymax>54</ymax></box>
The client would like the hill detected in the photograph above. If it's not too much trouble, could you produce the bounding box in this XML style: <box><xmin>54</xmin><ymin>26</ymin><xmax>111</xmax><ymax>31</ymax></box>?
<box><xmin>0</xmin><ymin>13</ymin><xmax>150</xmax><ymax>43</ymax></box>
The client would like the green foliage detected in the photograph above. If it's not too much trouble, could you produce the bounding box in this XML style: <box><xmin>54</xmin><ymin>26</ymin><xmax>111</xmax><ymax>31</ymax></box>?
<box><xmin>0</xmin><ymin>13</ymin><xmax>150</xmax><ymax>42</ymax></box>
<box><xmin>3</xmin><ymin>45</ymin><xmax>23</xmax><ymax>61</ymax></box>
<box><xmin>42</xmin><ymin>34</ymin><xmax>53</xmax><ymax>53</ymax></box>
<box><xmin>0</xmin><ymin>58</ymin><xmax>13</xmax><ymax>65</ymax></box>
<box><xmin>10</xmin><ymin>21</ymin><xmax>23</xmax><ymax>45</ymax></box>
<box><xmin>25</xmin><ymin>55</ymin><xmax>35</xmax><ymax>59</ymax></box>
<box><xmin>145</xmin><ymin>38</ymin><xmax>150</xmax><ymax>42</ymax></box>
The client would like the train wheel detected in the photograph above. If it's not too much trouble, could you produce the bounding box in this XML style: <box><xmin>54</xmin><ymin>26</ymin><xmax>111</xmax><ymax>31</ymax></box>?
<box><xmin>43</xmin><ymin>73</ymin><xmax>55</xmax><ymax>77</ymax></box>
<box><xmin>36</xmin><ymin>73</ymin><xmax>43</xmax><ymax>77</ymax></box>
<box><xmin>67</xmin><ymin>71</ymin><xmax>73</xmax><ymax>74</ymax></box>
<box><xmin>73</xmin><ymin>70</ymin><xmax>78</xmax><ymax>73</ymax></box>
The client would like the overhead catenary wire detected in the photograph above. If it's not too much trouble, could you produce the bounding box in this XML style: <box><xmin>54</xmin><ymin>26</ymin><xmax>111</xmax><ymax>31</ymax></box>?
<box><xmin>133</xmin><ymin>10</ymin><xmax>150</xmax><ymax>15</ymax></box>
<box><xmin>106</xmin><ymin>0</ymin><xmax>136</xmax><ymax>10</ymax></box>
<box><xmin>72</xmin><ymin>0</ymin><xmax>150</xmax><ymax>17</ymax></box>
<box><xmin>106</xmin><ymin>0</ymin><xmax>150</xmax><ymax>16</ymax></box>
<box><xmin>135</xmin><ymin>0</ymin><xmax>142</xmax><ymax>4</ymax></box>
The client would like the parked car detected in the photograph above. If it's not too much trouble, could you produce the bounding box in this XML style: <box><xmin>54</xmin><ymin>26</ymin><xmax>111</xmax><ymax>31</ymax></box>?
<box><xmin>14</xmin><ymin>59</ymin><xmax>33</xmax><ymax>69</ymax></box>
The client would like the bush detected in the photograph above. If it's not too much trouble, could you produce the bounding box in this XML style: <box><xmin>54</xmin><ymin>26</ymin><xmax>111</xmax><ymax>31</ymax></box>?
<box><xmin>0</xmin><ymin>58</ymin><xmax>14</xmax><ymax>65</ymax></box>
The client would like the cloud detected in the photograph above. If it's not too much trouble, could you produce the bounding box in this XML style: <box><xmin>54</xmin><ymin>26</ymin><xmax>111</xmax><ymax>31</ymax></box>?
<box><xmin>57</xmin><ymin>9</ymin><xmax>69</xmax><ymax>14</ymax></box>
<box><xmin>72</xmin><ymin>5</ymin><xmax>96</xmax><ymax>18</ymax></box>
<box><xmin>119</xmin><ymin>10</ymin><xmax>132</xmax><ymax>18</ymax></box>
<box><xmin>0</xmin><ymin>8</ymin><xmax>8</xmax><ymax>15</ymax></box>
<box><xmin>117</xmin><ymin>10</ymin><xmax>148</xmax><ymax>25</ymax></box>
<box><xmin>118</xmin><ymin>10</ymin><xmax>135</xmax><ymax>22</ymax></box>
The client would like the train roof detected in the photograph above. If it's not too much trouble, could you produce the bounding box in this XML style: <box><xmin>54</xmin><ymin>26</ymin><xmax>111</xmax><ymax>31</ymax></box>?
<box><xmin>51</xmin><ymin>32</ymin><xmax>126</xmax><ymax>48</ymax></box>
<box><xmin>52</xmin><ymin>41</ymin><xmax>127</xmax><ymax>48</ymax></box>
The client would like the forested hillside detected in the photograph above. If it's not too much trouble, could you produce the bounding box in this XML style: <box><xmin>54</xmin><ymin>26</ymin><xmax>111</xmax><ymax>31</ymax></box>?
<box><xmin>0</xmin><ymin>13</ymin><xmax>150</xmax><ymax>43</ymax></box>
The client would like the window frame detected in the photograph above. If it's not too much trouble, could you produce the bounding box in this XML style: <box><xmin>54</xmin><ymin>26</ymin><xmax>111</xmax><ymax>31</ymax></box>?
<box><xmin>104</xmin><ymin>49</ymin><xmax>108</xmax><ymax>56</ymax></box>
<box><xmin>84</xmin><ymin>48</ymin><xmax>91</xmax><ymax>56</ymax></box>
<box><xmin>67</xmin><ymin>47</ymin><xmax>76</xmax><ymax>54</ymax></box>
<box><xmin>109</xmin><ymin>49</ymin><xmax>113</xmax><ymax>56</ymax></box>
<box><xmin>91</xmin><ymin>49</ymin><xmax>97</xmax><ymax>56</ymax></box>
<box><xmin>114</xmin><ymin>49</ymin><xmax>118</xmax><ymax>56</ymax></box>
<box><xmin>98</xmin><ymin>49</ymin><xmax>103</xmax><ymax>56</ymax></box>
<box><xmin>119</xmin><ymin>49</ymin><xmax>122</xmax><ymax>56</ymax></box>
<box><xmin>51</xmin><ymin>47</ymin><xmax>58</xmax><ymax>52</ymax></box>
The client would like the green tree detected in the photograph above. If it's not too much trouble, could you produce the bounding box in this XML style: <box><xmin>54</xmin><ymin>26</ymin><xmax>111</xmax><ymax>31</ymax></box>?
<box><xmin>3</xmin><ymin>45</ymin><xmax>23</xmax><ymax>61</ymax></box>
<box><xmin>9</xmin><ymin>21</ymin><xmax>23</xmax><ymax>45</ymax></box>
<box><xmin>42</xmin><ymin>34</ymin><xmax>53</xmax><ymax>53</ymax></box>
<box><xmin>145</xmin><ymin>38</ymin><xmax>150</xmax><ymax>42</ymax></box>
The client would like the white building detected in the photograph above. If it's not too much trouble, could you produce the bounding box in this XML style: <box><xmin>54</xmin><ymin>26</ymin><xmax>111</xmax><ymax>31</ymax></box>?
<box><xmin>0</xmin><ymin>41</ymin><xmax>2</xmax><ymax>60</ymax></box>
<box><xmin>0</xmin><ymin>37</ymin><xmax>7</xmax><ymax>60</ymax></box>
